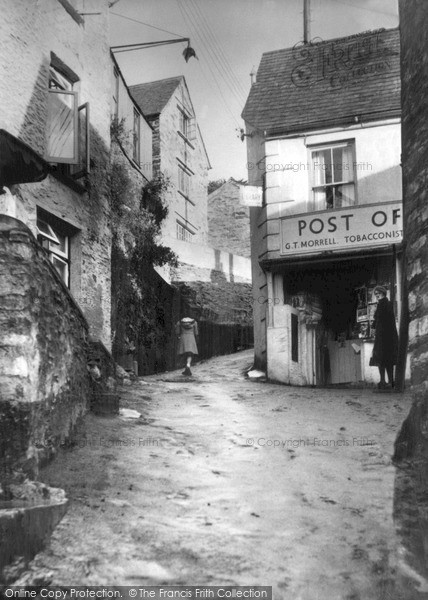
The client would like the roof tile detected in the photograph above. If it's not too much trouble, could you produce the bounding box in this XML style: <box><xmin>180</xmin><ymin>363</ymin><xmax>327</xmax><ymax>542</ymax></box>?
<box><xmin>242</xmin><ymin>28</ymin><xmax>401</xmax><ymax>134</ymax></box>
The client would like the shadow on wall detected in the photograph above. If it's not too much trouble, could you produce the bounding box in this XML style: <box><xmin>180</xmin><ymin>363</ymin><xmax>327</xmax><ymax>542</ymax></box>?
<box><xmin>17</xmin><ymin>62</ymin><xmax>112</xmax><ymax>340</ymax></box>
<box><xmin>356</xmin><ymin>164</ymin><xmax>402</xmax><ymax>203</ymax></box>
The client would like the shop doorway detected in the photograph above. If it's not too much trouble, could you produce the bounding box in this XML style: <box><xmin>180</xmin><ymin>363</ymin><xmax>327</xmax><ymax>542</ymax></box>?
<box><xmin>282</xmin><ymin>255</ymin><xmax>395</xmax><ymax>385</ymax></box>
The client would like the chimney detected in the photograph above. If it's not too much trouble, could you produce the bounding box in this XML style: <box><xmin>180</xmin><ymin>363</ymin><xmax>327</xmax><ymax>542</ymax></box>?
<box><xmin>250</xmin><ymin>66</ymin><xmax>256</xmax><ymax>86</ymax></box>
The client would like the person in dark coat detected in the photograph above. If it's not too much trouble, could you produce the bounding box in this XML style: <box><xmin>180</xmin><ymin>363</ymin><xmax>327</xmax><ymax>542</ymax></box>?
<box><xmin>372</xmin><ymin>286</ymin><xmax>398</xmax><ymax>389</ymax></box>
<box><xmin>175</xmin><ymin>317</ymin><xmax>199</xmax><ymax>376</ymax></box>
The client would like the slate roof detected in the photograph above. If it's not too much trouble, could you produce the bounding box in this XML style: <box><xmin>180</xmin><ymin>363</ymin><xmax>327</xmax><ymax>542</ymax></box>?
<box><xmin>242</xmin><ymin>28</ymin><xmax>401</xmax><ymax>135</ymax></box>
<box><xmin>130</xmin><ymin>76</ymin><xmax>183</xmax><ymax>118</ymax></box>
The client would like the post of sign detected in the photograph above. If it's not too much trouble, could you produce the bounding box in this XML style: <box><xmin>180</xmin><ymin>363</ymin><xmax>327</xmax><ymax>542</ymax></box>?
<box><xmin>303</xmin><ymin>0</ymin><xmax>310</xmax><ymax>44</ymax></box>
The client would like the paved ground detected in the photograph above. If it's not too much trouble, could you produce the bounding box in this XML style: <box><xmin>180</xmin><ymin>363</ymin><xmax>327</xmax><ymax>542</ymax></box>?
<box><xmin>15</xmin><ymin>350</ymin><xmax>428</xmax><ymax>598</ymax></box>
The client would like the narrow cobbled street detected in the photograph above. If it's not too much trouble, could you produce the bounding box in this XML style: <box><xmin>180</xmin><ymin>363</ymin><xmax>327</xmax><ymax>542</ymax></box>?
<box><xmin>16</xmin><ymin>350</ymin><xmax>422</xmax><ymax>599</ymax></box>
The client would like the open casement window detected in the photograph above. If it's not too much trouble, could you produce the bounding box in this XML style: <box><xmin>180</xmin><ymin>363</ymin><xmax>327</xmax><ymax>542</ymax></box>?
<box><xmin>178</xmin><ymin>164</ymin><xmax>190</xmax><ymax>197</ymax></box>
<box><xmin>36</xmin><ymin>215</ymin><xmax>70</xmax><ymax>287</ymax></box>
<box><xmin>46</xmin><ymin>88</ymin><xmax>79</xmax><ymax>164</ymax></box>
<box><xmin>70</xmin><ymin>102</ymin><xmax>90</xmax><ymax>178</ymax></box>
<box><xmin>46</xmin><ymin>66</ymin><xmax>90</xmax><ymax>178</ymax></box>
<box><xmin>311</xmin><ymin>143</ymin><xmax>355</xmax><ymax>210</ymax></box>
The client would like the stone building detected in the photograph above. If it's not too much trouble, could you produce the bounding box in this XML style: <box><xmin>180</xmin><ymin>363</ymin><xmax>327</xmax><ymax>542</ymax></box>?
<box><xmin>0</xmin><ymin>0</ymin><xmax>112</xmax><ymax>346</ymax></box>
<box><xmin>394</xmin><ymin>2</ymin><xmax>428</xmax><ymax>457</ymax></box>
<box><xmin>130</xmin><ymin>76</ymin><xmax>254</xmax><ymax>361</ymax></box>
<box><xmin>0</xmin><ymin>0</ymin><xmax>121</xmax><ymax>498</ymax></box>
<box><xmin>208</xmin><ymin>178</ymin><xmax>251</xmax><ymax>259</ymax></box>
<box><xmin>130</xmin><ymin>76</ymin><xmax>210</xmax><ymax>247</ymax></box>
<box><xmin>242</xmin><ymin>28</ymin><xmax>406</xmax><ymax>386</ymax></box>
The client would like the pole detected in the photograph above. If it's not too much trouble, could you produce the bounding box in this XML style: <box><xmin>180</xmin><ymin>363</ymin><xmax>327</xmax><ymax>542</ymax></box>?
<box><xmin>304</xmin><ymin>0</ymin><xmax>310</xmax><ymax>44</ymax></box>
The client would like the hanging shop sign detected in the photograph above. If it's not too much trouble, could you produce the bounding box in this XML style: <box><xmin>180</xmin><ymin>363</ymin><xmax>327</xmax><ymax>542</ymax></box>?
<box><xmin>280</xmin><ymin>201</ymin><xmax>402</xmax><ymax>256</ymax></box>
<box><xmin>239</xmin><ymin>185</ymin><xmax>263</xmax><ymax>206</ymax></box>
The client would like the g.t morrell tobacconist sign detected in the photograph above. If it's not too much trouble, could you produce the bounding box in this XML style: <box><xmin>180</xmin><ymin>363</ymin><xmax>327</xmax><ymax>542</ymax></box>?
<box><xmin>280</xmin><ymin>201</ymin><xmax>402</xmax><ymax>256</ymax></box>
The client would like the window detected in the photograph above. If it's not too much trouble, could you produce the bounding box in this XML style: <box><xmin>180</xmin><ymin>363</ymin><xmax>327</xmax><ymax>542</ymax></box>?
<box><xmin>113</xmin><ymin>67</ymin><xmax>119</xmax><ymax>119</ymax></box>
<box><xmin>291</xmin><ymin>313</ymin><xmax>298</xmax><ymax>362</ymax></box>
<box><xmin>133</xmin><ymin>108</ymin><xmax>140</xmax><ymax>165</ymax></box>
<box><xmin>311</xmin><ymin>142</ymin><xmax>355</xmax><ymax>210</ymax></box>
<box><xmin>178</xmin><ymin>164</ymin><xmax>190</xmax><ymax>197</ymax></box>
<box><xmin>176</xmin><ymin>222</ymin><xmax>193</xmax><ymax>242</ymax></box>
<box><xmin>36</xmin><ymin>210</ymin><xmax>72</xmax><ymax>287</ymax></box>
<box><xmin>178</xmin><ymin>109</ymin><xmax>189</xmax><ymax>138</ymax></box>
<box><xmin>46</xmin><ymin>64</ymin><xmax>90</xmax><ymax>178</ymax></box>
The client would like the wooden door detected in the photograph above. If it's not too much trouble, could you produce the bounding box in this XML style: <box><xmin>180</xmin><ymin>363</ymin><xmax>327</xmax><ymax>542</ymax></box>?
<box><xmin>327</xmin><ymin>340</ymin><xmax>362</xmax><ymax>384</ymax></box>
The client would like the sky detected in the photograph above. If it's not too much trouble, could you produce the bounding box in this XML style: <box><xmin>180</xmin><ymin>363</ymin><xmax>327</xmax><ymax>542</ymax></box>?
<box><xmin>109</xmin><ymin>0</ymin><xmax>399</xmax><ymax>181</ymax></box>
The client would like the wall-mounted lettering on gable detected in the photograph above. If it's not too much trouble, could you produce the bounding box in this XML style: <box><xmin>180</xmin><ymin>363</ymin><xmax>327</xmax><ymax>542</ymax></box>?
<box><xmin>291</xmin><ymin>30</ymin><xmax>397</xmax><ymax>90</ymax></box>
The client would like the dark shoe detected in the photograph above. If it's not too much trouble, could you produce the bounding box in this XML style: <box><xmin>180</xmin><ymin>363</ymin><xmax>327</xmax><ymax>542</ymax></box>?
<box><xmin>377</xmin><ymin>382</ymin><xmax>387</xmax><ymax>389</ymax></box>
<box><xmin>182</xmin><ymin>367</ymin><xmax>192</xmax><ymax>376</ymax></box>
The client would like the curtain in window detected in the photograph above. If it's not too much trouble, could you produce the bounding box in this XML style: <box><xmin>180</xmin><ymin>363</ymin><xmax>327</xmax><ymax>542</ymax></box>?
<box><xmin>335</xmin><ymin>145</ymin><xmax>354</xmax><ymax>207</ymax></box>
<box><xmin>312</xmin><ymin>149</ymin><xmax>328</xmax><ymax>210</ymax></box>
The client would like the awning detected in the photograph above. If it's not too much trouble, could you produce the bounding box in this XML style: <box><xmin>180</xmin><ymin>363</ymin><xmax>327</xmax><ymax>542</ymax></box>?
<box><xmin>261</xmin><ymin>244</ymin><xmax>401</xmax><ymax>271</ymax></box>
<box><xmin>0</xmin><ymin>129</ymin><xmax>50</xmax><ymax>188</ymax></box>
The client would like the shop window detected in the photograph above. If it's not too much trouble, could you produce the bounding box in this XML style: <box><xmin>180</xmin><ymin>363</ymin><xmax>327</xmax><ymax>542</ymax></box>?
<box><xmin>291</xmin><ymin>313</ymin><xmax>298</xmax><ymax>362</ymax></box>
<box><xmin>176</xmin><ymin>221</ymin><xmax>193</xmax><ymax>242</ymax></box>
<box><xmin>178</xmin><ymin>164</ymin><xmax>190</xmax><ymax>197</ymax></box>
<box><xmin>311</xmin><ymin>142</ymin><xmax>355</xmax><ymax>210</ymax></box>
<box><xmin>36</xmin><ymin>209</ymin><xmax>74</xmax><ymax>288</ymax></box>
<box><xmin>46</xmin><ymin>64</ymin><xmax>90</xmax><ymax>179</ymax></box>
<box><xmin>133</xmin><ymin>108</ymin><xmax>140</xmax><ymax>165</ymax></box>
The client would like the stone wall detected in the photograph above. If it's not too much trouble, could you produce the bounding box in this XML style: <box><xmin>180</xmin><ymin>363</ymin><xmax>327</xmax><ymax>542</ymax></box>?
<box><xmin>394</xmin><ymin>1</ymin><xmax>428</xmax><ymax>461</ymax></box>
<box><xmin>0</xmin><ymin>216</ymin><xmax>91</xmax><ymax>487</ymax></box>
<box><xmin>208</xmin><ymin>179</ymin><xmax>251</xmax><ymax>258</ymax></box>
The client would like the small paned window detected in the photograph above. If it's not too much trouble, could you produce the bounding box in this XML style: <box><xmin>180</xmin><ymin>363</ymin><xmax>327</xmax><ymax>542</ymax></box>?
<box><xmin>133</xmin><ymin>108</ymin><xmax>140</xmax><ymax>165</ymax></box>
<box><xmin>36</xmin><ymin>212</ymin><xmax>72</xmax><ymax>288</ymax></box>
<box><xmin>178</xmin><ymin>164</ymin><xmax>190</xmax><ymax>197</ymax></box>
<box><xmin>178</xmin><ymin>109</ymin><xmax>189</xmax><ymax>138</ymax></box>
<box><xmin>46</xmin><ymin>65</ymin><xmax>90</xmax><ymax>178</ymax></box>
<box><xmin>176</xmin><ymin>222</ymin><xmax>192</xmax><ymax>242</ymax></box>
<box><xmin>311</xmin><ymin>142</ymin><xmax>355</xmax><ymax>210</ymax></box>
<box><xmin>113</xmin><ymin>67</ymin><xmax>119</xmax><ymax>119</ymax></box>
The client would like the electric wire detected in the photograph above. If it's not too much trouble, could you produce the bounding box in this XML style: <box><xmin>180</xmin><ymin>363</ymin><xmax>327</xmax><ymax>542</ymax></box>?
<box><xmin>176</xmin><ymin>0</ymin><xmax>242</xmax><ymax>128</ymax></box>
<box><xmin>184</xmin><ymin>0</ymin><xmax>248</xmax><ymax>103</ymax></box>
<box><xmin>186</xmin><ymin>0</ymin><xmax>247</xmax><ymax>104</ymax></box>
<box><xmin>110</xmin><ymin>11</ymin><xmax>186</xmax><ymax>39</ymax></box>
<box><xmin>328</xmin><ymin>0</ymin><xmax>398</xmax><ymax>17</ymax></box>
<box><xmin>177</xmin><ymin>0</ymin><xmax>242</xmax><ymax>126</ymax></box>
<box><xmin>177</xmin><ymin>0</ymin><xmax>244</xmax><ymax>113</ymax></box>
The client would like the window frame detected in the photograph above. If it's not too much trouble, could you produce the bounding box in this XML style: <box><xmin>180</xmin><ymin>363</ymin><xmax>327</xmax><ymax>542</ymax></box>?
<box><xmin>178</xmin><ymin>163</ymin><xmax>191</xmax><ymax>198</ymax></box>
<box><xmin>133</xmin><ymin>107</ymin><xmax>141</xmax><ymax>166</ymax></box>
<box><xmin>113</xmin><ymin>66</ymin><xmax>120</xmax><ymax>119</ymax></box>
<box><xmin>176</xmin><ymin>221</ymin><xmax>193</xmax><ymax>242</ymax></box>
<box><xmin>309</xmin><ymin>140</ymin><xmax>357</xmax><ymax>210</ymax></box>
<box><xmin>36</xmin><ymin>213</ymin><xmax>71</xmax><ymax>288</ymax></box>
<box><xmin>178</xmin><ymin>108</ymin><xmax>189</xmax><ymax>139</ymax></box>
<box><xmin>46</xmin><ymin>63</ymin><xmax>90</xmax><ymax>178</ymax></box>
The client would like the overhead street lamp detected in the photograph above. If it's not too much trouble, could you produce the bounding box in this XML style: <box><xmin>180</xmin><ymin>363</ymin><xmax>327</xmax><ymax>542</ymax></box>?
<box><xmin>110</xmin><ymin>38</ymin><xmax>197</xmax><ymax>62</ymax></box>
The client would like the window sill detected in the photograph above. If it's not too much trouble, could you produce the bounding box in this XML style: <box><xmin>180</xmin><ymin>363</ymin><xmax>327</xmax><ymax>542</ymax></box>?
<box><xmin>177</xmin><ymin>189</ymin><xmax>195</xmax><ymax>205</ymax></box>
<box><xmin>56</xmin><ymin>0</ymin><xmax>84</xmax><ymax>25</ymax></box>
<box><xmin>177</xmin><ymin>130</ymin><xmax>195</xmax><ymax>149</ymax></box>
<box><xmin>51</xmin><ymin>169</ymin><xmax>87</xmax><ymax>194</ymax></box>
